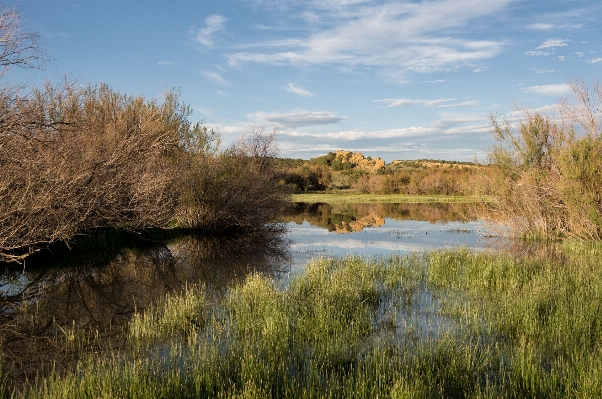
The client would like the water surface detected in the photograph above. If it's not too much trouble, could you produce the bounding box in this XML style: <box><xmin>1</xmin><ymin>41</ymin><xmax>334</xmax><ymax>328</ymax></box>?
<box><xmin>282</xmin><ymin>202</ymin><xmax>495</xmax><ymax>272</ymax></box>
<box><xmin>0</xmin><ymin>202</ymin><xmax>499</xmax><ymax>383</ymax></box>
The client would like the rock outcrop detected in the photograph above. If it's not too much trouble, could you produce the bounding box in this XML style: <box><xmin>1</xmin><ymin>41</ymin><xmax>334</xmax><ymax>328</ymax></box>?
<box><xmin>334</xmin><ymin>150</ymin><xmax>385</xmax><ymax>174</ymax></box>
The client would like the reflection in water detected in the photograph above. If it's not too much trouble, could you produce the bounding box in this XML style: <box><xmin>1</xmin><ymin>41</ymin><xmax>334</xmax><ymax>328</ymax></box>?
<box><xmin>282</xmin><ymin>202</ymin><xmax>502</xmax><ymax>273</ymax></box>
<box><xmin>282</xmin><ymin>202</ymin><xmax>472</xmax><ymax>233</ymax></box>
<box><xmin>0</xmin><ymin>231</ymin><xmax>290</xmax><ymax>384</ymax></box>
<box><xmin>0</xmin><ymin>202</ymin><xmax>515</xmax><ymax>386</ymax></box>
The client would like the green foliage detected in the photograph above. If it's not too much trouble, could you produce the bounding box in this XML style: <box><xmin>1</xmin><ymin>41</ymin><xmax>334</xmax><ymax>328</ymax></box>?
<box><xmin>277</xmin><ymin>164</ymin><xmax>332</xmax><ymax>192</ymax></box>
<box><xmin>309</xmin><ymin>152</ymin><xmax>335</xmax><ymax>166</ymax></box>
<box><xmin>489</xmin><ymin>113</ymin><xmax>553</xmax><ymax>167</ymax></box>
<box><xmin>331</xmin><ymin>159</ymin><xmax>343</xmax><ymax>171</ymax></box>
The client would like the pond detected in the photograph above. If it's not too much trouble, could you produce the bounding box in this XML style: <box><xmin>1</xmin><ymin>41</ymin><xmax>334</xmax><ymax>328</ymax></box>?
<box><xmin>0</xmin><ymin>202</ymin><xmax>502</xmax><ymax>384</ymax></box>
<box><xmin>282</xmin><ymin>202</ymin><xmax>498</xmax><ymax>273</ymax></box>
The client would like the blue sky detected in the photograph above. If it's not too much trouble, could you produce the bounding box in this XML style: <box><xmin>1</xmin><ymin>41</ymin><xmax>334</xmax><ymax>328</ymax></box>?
<box><xmin>11</xmin><ymin>0</ymin><xmax>602</xmax><ymax>162</ymax></box>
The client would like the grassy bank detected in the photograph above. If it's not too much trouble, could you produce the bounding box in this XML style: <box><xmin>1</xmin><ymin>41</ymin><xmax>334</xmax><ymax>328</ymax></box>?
<box><xmin>290</xmin><ymin>193</ymin><xmax>486</xmax><ymax>204</ymax></box>
<box><xmin>7</xmin><ymin>243</ymin><xmax>602</xmax><ymax>398</ymax></box>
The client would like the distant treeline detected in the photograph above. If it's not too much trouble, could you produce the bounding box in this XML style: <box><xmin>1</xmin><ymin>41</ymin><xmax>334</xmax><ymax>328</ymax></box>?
<box><xmin>273</xmin><ymin>151</ymin><xmax>479</xmax><ymax>196</ymax></box>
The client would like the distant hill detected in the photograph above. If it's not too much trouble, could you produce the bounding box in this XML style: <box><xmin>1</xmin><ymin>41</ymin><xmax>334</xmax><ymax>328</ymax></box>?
<box><xmin>309</xmin><ymin>150</ymin><xmax>385</xmax><ymax>174</ymax></box>
<box><xmin>273</xmin><ymin>151</ymin><xmax>479</xmax><ymax>195</ymax></box>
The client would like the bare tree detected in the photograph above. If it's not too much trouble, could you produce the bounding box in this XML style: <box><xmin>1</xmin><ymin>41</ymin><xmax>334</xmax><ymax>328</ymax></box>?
<box><xmin>0</xmin><ymin>6</ymin><xmax>48</xmax><ymax>77</ymax></box>
<box><xmin>561</xmin><ymin>79</ymin><xmax>602</xmax><ymax>138</ymax></box>
<box><xmin>0</xmin><ymin>83</ymin><xmax>190</xmax><ymax>263</ymax></box>
<box><xmin>176</xmin><ymin>127</ymin><xmax>289</xmax><ymax>234</ymax></box>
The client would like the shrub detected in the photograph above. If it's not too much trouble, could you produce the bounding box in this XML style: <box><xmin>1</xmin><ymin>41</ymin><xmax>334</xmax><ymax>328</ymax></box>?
<box><xmin>0</xmin><ymin>82</ymin><xmax>189</xmax><ymax>262</ymax></box>
<box><xmin>175</xmin><ymin>127</ymin><xmax>289</xmax><ymax>234</ymax></box>
<box><xmin>472</xmin><ymin>80</ymin><xmax>602</xmax><ymax>239</ymax></box>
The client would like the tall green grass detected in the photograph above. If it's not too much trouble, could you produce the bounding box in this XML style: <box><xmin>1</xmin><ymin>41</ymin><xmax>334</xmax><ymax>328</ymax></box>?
<box><xmin>6</xmin><ymin>243</ymin><xmax>602</xmax><ymax>398</ymax></box>
<box><xmin>427</xmin><ymin>243</ymin><xmax>602</xmax><ymax>397</ymax></box>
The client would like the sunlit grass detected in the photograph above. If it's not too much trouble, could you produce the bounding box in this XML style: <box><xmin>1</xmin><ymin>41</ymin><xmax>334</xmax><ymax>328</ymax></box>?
<box><xmin>290</xmin><ymin>193</ymin><xmax>487</xmax><ymax>204</ymax></box>
<box><xmin>8</xmin><ymin>243</ymin><xmax>602</xmax><ymax>398</ymax></box>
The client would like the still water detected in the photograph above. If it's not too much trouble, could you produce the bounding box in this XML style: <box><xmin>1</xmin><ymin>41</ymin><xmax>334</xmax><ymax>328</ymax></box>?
<box><xmin>286</xmin><ymin>202</ymin><xmax>492</xmax><ymax>273</ymax></box>
<box><xmin>0</xmin><ymin>202</ymin><xmax>499</xmax><ymax>382</ymax></box>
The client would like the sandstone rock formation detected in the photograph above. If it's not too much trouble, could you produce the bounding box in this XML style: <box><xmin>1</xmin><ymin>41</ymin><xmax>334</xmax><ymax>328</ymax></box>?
<box><xmin>334</xmin><ymin>150</ymin><xmax>385</xmax><ymax>174</ymax></box>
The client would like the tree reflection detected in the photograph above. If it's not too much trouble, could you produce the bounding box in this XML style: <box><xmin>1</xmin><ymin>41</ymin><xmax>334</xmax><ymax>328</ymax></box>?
<box><xmin>0</xmin><ymin>229</ymin><xmax>290</xmax><ymax>385</ymax></box>
<box><xmin>282</xmin><ymin>202</ymin><xmax>474</xmax><ymax>233</ymax></box>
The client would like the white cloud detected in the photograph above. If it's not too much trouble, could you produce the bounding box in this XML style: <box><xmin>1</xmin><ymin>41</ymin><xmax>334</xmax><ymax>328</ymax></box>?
<box><xmin>282</xmin><ymin>117</ymin><xmax>485</xmax><ymax>140</ymax></box>
<box><xmin>522</xmin><ymin>84</ymin><xmax>571</xmax><ymax>96</ymax></box>
<box><xmin>158</xmin><ymin>61</ymin><xmax>175</xmax><ymax>65</ymax></box>
<box><xmin>525</xmin><ymin>51</ymin><xmax>552</xmax><ymax>56</ymax></box>
<box><xmin>194</xmin><ymin>15</ymin><xmax>227</xmax><ymax>47</ymax></box>
<box><xmin>588</xmin><ymin>58</ymin><xmax>602</xmax><ymax>64</ymax></box>
<box><xmin>526</xmin><ymin>23</ymin><xmax>582</xmax><ymax>31</ymax></box>
<box><xmin>311</xmin><ymin>0</ymin><xmax>371</xmax><ymax>9</ymax></box>
<box><xmin>374</xmin><ymin>97</ymin><xmax>479</xmax><ymax>108</ymax></box>
<box><xmin>537</xmin><ymin>39</ymin><xmax>568</xmax><ymax>49</ymax></box>
<box><xmin>557</xmin><ymin>56</ymin><xmax>567</xmax><ymax>61</ymax></box>
<box><xmin>285</xmin><ymin>83</ymin><xmax>313</xmax><ymax>97</ymax></box>
<box><xmin>200</xmin><ymin>70</ymin><xmax>230</xmax><ymax>85</ymax></box>
<box><xmin>576</xmin><ymin>52</ymin><xmax>584</xmax><ymax>57</ymax></box>
<box><xmin>527</xmin><ymin>23</ymin><xmax>555</xmax><ymax>30</ymax></box>
<box><xmin>254</xmin><ymin>110</ymin><xmax>346</xmax><ymax>128</ymax></box>
<box><xmin>228</xmin><ymin>0</ymin><xmax>509</xmax><ymax>74</ymax></box>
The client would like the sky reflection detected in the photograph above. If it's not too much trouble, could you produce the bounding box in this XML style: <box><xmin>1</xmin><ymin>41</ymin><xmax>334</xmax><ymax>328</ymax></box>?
<box><xmin>287</xmin><ymin>218</ymin><xmax>492</xmax><ymax>273</ymax></box>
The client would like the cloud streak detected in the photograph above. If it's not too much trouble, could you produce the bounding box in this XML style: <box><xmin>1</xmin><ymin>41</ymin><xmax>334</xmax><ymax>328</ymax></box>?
<box><xmin>527</xmin><ymin>23</ymin><xmax>555</xmax><ymax>30</ymax></box>
<box><xmin>194</xmin><ymin>15</ymin><xmax>226</xmax><ymax>47</ymax></box>
<box><xmin>525</xmin><ymin>50</ymin><xmax>552</xmax><ymax>56</ymax></box>
<box><xmin>200</xmin><ymin>70</ymin><xmax>230</xmax><ymax>85</ymax></box>
<box><xmin>285</xmin><ymin>83</ymin><xmax>313</xmax><ymax>97</ymax></box>
<box><xmin>537</xmin><ymin>39</ymin><xmax>568</xmax><ymax>49</ymax></box>
<box><xmin>374</xmin><ymin>97</ymin><xmax>479</xmax><ymax>108</ymax></box>
<box><xmin>281</xmin><ymin>117</ymin><xmax>485</xmax><ymax>140</ymax></box>
<box><xmin>522</xmin><ymin>84</ymin><xmax>571</xmax><ymax>96</ymax></box>
<box><xmin>254</xmin><ymin>110</ymin><xmax>346</xmax><ymax>128</ymax></box>
<box><xmin>228</xmin><ymin>0</ymin><xmax>510</xmax><ymax>74</ymax></box>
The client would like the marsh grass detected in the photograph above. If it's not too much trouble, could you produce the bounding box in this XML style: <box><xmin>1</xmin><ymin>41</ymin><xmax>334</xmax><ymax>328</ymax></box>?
<box><xmin>7</xmin><ymin>244</ymin><xmax>602</xmax><ymax>398</ymax></box>
<box><xmin>290</xmin><ymin>193</ymin><xmax>486</xmax><ymax>204</ymax></box>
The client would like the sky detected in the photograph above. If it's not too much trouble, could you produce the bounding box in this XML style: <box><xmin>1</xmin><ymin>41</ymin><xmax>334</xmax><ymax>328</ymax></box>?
<box><xmin>10</xmin><ymin>0</ymin><xmax>602</xmax><ymax>162</ymax></box>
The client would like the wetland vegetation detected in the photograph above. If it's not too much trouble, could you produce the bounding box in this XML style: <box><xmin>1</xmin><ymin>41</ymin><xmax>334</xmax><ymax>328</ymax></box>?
<box><xmin>2</xmin><ymin>5</ymin><xmax>602</xmax><ymax>398</ymax></box>
<box><xmin>3</xmin><ymin>243</ymin><xmax>602</xmax><ymax>398</ymax></box>
<box><xmin>290</xmin><ymin>193</ymin><xmax>482</xmax><ymax>204</ymax></box>
<box><xmin>470</xmin><ymin>80</ymin><xmax>602</xmax><ymax>240</ymax></box>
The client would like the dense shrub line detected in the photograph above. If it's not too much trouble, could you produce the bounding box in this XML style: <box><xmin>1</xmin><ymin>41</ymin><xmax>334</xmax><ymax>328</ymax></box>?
<box><xmin>275</xmin><ymin>157</ymin><xmax>477</xmax><ymax>195</ymax></box>
<box><xmin>0</xmin><ymin>83</ymin><xmax>287</xmax><ymax>263</ymax></box>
